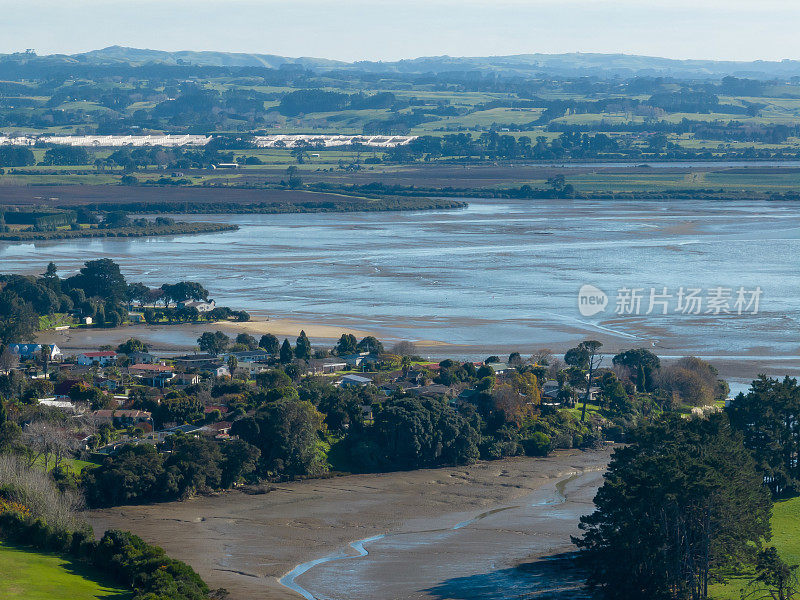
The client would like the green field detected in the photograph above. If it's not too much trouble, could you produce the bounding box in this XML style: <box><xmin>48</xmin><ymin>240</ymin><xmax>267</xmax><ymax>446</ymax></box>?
<box><xmin>711</xmin><ymin>496</ymin><xmax>800</xmax><ymax>599</ymax></box>
<box><xmin>32</xmin><ymin>455</ymin><xmax>100</xmax><ymax>476</ymax></box>
<box><xmin>0</xmin><ymin>542</ymin><xmax>132</xmax><ymax>600</ymax></box>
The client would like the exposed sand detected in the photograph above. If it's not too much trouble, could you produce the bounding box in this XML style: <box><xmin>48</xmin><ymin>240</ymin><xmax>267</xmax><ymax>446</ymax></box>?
<box><xmin>35</xmin><ymin>316</ymin><xmax>378</xmax><ymax>354</ymax></box>
<box><xmin>87</xmin><ymin>448</ymin><xmax>613</xmax><ymax>600</ymax></box>
<box><xmin>215</xmin><ymin>317</ymin><xmax>374</xmax><ymax>341</ymax></box>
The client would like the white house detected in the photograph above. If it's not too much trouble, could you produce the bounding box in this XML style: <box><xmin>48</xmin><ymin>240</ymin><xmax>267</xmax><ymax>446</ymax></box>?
<box><xmin>10</xmin><ymin>343</ymin><xmax>62</xmax><ymax>362</ymax></box>
<box><xmin>308</xmin><ymin>358</ymin><xmax>347</xmax><ymax>375</ymax></box>
<box><xmin>76</xmin><ymin>351</ymin><xmax>117</xmax><ymax>366</ymax></box>
<box><xmin>178</xmin><ymin>300</ymin><xmax>216</xmax><ymax>312</ymax></box>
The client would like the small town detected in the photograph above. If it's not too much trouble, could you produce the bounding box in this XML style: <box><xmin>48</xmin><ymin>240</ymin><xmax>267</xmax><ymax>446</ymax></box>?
<box><xmin>3</xmin><ymin>333</ymin><xmax>577</xmax><ymax>460</ymax></box>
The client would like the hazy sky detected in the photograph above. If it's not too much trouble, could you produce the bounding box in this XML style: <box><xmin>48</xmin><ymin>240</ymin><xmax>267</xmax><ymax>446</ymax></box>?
<box><xmin>4</xmin><ymin>0</ymin><xmax>799</xmax><ymax>62</ymax></box>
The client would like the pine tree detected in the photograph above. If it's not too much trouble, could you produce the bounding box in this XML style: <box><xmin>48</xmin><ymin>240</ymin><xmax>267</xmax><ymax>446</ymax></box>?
<box><xmin>279</xmin><ymin>339</ymin><xmax>294</xmax><ymax>363</ymax></box>
<box><xmin>295</xmin><ymin>330</ymin><xmax>312</xmax><ymax>360</ymax></box>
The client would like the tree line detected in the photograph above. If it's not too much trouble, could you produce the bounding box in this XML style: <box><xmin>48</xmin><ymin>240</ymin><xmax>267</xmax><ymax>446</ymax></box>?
<box><xmin>574</xmin><ymin>375</ymin><xmax>800</xmax><ymax>600</ymax></box>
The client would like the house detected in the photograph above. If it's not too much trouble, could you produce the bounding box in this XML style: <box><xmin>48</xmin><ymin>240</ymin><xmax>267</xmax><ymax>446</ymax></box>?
<box><xmin>93</xmin><ymin>376</ymin><xmax>120</xmax><ymax>392</ymax></box>
<box><xmin>128</xmin><ymin>363</ymin><xmax>174</xmax><ymax>376</ymax></box>
<box><xmin>178</xmin><ymin>300</ymin><xmax>216</xmax><ymax>312</ymax></box>
<box><xmin>404</xmin><ymin>370</ymin><xmax>428</xmax><ymax>385</ymax></box>
<box><xmin>10</xmin><ymin>343</ymin><xmax>62</xmax><ymax>362</ymax></box>
<box><xmin>484</xmin><ymin>362</ymin><xmax>510</xmax><ymax>374</ymax></box>
<box><xmin>127</xmin><ymin>312</ymin><xmax>144</xmax><ymax>323</ymax></box>
<box><xmin>307</xmin><ymin>358</ymin><xmax>347</xmax><ymax>375</ymax></box>
<box><xmin>199</xmin><ymin>421</ymin><xmax>233</xmax><ymax>438</ymax></box>
<box><xmin>542</xmin><ymin>380</ymin><xmax>559</xmax><ymax>393</ymax></box>
<box><xmin>223</xmin><ymin>349</ymin><xmax>271</xmax><ymax>361</ymax></box>
<box><xmin>213</xmin><ymin>365</ymin><xmax>230</xmax><ymax>378</ymax></box>
<box><xmin>77</xmin><ymin>351</ymin><xmax>117</xmax><ymax>366</ymax></box>
<box><xmin>236</xmin><ymin>361</ymin><xmax>271</xmax><ymax>376</ymax></box>
<box><xmin>161</xmin><ymin>423</ymin><xmax>202</xmax><ymax>435</ymax></box>
<box><xmin>340</xmin><ymin>352</ymin><xmax>371</xmax><ymax>367</ymax></box>
<box><xmin>174</xmin><ymin>373</ymin><xmax>200</xmax><ymax>386</ymax></box>
<box><xmin>129</xmin><ymin>363</ymin><xmax>175</xmax><ymax>387</ymax></box>
<box><xmin>204</xmin><ymin>404</ymin><xmax>229</xmax><ymax>417</ymax></box>
<box><xmin>92</xmin><ymin>409</ymin><xmax>153</xmax><ymax>428</ymax></box>
<box><xmin>339</xmin><ymin>374</ymin><xmax>373</xmax><ymax>388</ymax></box>
<box><xmin>457</xmin><ymin>388</ymin><xmax>480</xmax><ymax>404</ymax></box>
<box><xmin>360</xmin><ymin>404</ymin><xmax>374</xmax><ymax>421</ymax></box>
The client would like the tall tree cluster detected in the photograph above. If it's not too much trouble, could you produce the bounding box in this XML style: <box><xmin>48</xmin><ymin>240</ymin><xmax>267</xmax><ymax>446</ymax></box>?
<box><xmin>575</xmin><ymin>414</ymin><xmax>772</xmax><ymax>600</ymax></box>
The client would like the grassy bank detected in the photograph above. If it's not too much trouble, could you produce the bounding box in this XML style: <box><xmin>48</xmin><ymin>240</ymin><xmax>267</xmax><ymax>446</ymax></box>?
<box><xmin>0</xmin><ymin>542</ymin><xmax>132</xmax><ymax>600</ymax></box>
<box><xmin>76</xmin><ymin>195</ymin><xmax>469</xmax><ymax>214</ymax></box>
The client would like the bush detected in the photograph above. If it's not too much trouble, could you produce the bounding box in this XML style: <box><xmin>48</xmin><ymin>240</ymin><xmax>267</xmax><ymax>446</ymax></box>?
<box><xmin>522</xmin><ymin>432</ymin><xmax>551</xmax><ymax>456</ymax></box>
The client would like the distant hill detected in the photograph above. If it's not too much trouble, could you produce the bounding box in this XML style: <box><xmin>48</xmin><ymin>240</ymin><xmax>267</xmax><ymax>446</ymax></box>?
<box><xmin>352</xmin><ymin>53</ymin><xmax>800</xmax><ymax>80</ymax></box>
<box><xmin>7</xmin><ymin>46</ymin><xmax>800</xmax><ymax>80</ymax></box>
<box><xmin>75</xmin><ymin>46</ymin><xmax>345</xmax><ymax>69</ymax></box>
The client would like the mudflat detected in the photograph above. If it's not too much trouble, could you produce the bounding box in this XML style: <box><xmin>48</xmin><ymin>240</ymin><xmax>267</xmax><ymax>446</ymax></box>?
<box><xmin>87</xmin><ymin>448</ymin><xmax>612</xmax><ymax>600</ymax></box>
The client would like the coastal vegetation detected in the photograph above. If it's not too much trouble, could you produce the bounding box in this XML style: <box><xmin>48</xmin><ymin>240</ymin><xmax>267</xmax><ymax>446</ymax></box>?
<box><xmin>0</xmin><ymin>454</ymin><xmax>216</xmax><ymax>600</ymax></box>
<box><xmin>73</xmin><ymin>195</ymin><xmax>468</xmax><ymax>215</ymax></box>
<box><xmin>0</xmin><ymin>259</ymin><xmax>248</xmax><ymax>346</ymax></box>
<box><xmin>0</xmin><ymin>207</ymin><xmax>237</xmax><ymax>242</ymax></box>
<box><xmin>574</xmin><ymin>376</ymin><xmax>800</xmax><ymax>600</ymax></box>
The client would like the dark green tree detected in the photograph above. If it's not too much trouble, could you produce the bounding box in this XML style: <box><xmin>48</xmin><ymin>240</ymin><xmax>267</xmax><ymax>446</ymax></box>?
<box><xmin>279</xmin><ymin>338</ymin><xmax>294</xmax><ymax>363</ymax></box>
<box><xmin>294</xmin><ymin>330</ymin><xmax>312</xmax><ymax>360</ymax></box>
<box><xmin>117</xmin><ymin>338</ymin><xmax>148</xmax><ymax>355</ymax></box>
<box><xmin>235</xmin><ymin>333</ymin><xmax>258</xmax><ymax>350</ymax></box>
<box><xmin>197</xmin><ymin>331</ymin><xmax>230</xmax><ymax>356</ymax></box>
<box><xmin>574</xmin><ymin>414</ymin><xmax>772</xmax><ymax>600</ymax></box>
<box><xmin>743</xmin><ymin>546</ymin><xmax>799</xmax><ymax>600</ymax></box>
<box><xmin>356</xmin><ymin>336</ymin><xmax>384</xmax><ymax>354</ymax></box>
<box><xmin>335</xmin><ymin>334</ymin><xmax>358</xmax><ymax>355</ymax></box>
<box><xmin>70</xmin><ymin>258</ymin><xmax>128</xmax><ymax>301</ymax></box>
<box><xmin>259</xmin><ymin>333</ymin><xmax>280</xmax><ymax>355</ymax></box>
<box><xmin>226</xmin><ymin>355</ymin><xmax>238</xmax><ymax>379</ymax></box>
<box><xmin>727</xmin><ymin>376</ymin><xmax>800</xmax><ymax>497</ymax></box>
<box><xmin>613</xmin><ymin>348</ymin><xmax>661</xmax><ymax>392</ymax></box>
<box><xmin>231</xmin><ymin>399</ymin><xmax>326</xmax><ymax>478</ymax></box>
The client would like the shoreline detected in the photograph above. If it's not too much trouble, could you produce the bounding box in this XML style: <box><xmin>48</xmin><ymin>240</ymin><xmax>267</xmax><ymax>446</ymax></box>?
<box><xmin>87</xmin><ymin>448</ymin><xmax>613</xmax><ymax>600</ymax></box>
<box><xmin>35</xmin><ymin>314</ymin><xmax>800</xmax><ymax>380</ymax></box>
<box><xmin>0</xmin><ymin>221</ymin><xmax>237</xmax><ymax>242</ymax></box>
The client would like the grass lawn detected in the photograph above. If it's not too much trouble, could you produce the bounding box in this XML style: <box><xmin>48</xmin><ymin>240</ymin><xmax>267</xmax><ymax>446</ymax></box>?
<box><xmin>710</xmin><ymin>496</ymin><xmax>800</xmax><ymax>599</ymax></box>
<box><xmin>0</xmin><ymin>542</ymin><xmax>132</xmax><ymax>600</ymax></box>
<box><xmin>564</xmin><ymin>402</ymin><xmax>602</xmax><ymax>419</ymax></box>
<box><xmin>33</xmin><ymin>455</ymin><xmax>100</xmax><ymax>476</ymax></box>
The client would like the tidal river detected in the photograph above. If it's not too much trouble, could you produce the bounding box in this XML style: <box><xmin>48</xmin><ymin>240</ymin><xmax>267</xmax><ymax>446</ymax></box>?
<box><xmin>2</xmin><ymin>198</ymin><xmax>798</xmax><ymax>375</ymax></box>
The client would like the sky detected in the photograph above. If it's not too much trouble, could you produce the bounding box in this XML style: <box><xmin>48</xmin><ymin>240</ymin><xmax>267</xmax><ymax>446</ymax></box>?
<box><xmin>3</xmin><ymin>0</ymin><xmax>799</xmax><ymax>62</ymax></box>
